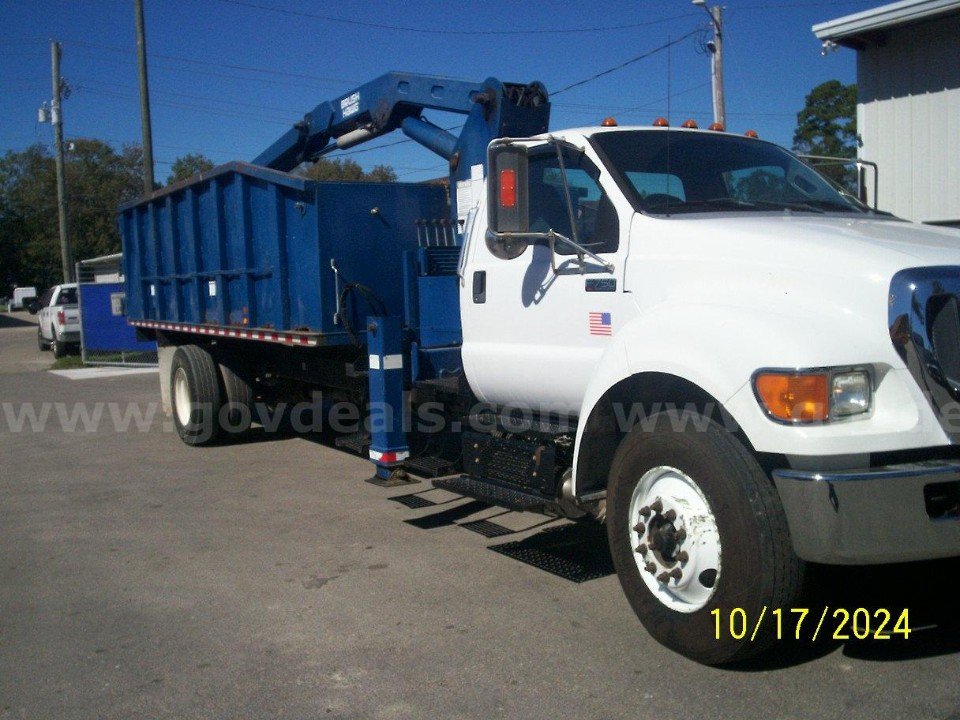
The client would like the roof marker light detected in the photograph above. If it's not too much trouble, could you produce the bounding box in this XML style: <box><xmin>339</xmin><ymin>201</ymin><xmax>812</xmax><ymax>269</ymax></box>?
<box><xmin>744</xmin><ymin>129</ymin><xmax>759</xmax><ymax>138</ymax></box>
<box><xmin>708</xmin><ymin>122</ymin><xmax>725</xmax><ymax>131</ymax></box>
<box><xmin>681</xmin><ymin>119</ymin><xmax>698</xmax><ymax>129</ymax></box>
<box><xmin>653</xmin><ymin>117</ymin><xmax>669</xmax><ymax>127</ymax></box>
<box><xmin>601</xmin><ymin>117</ymin><xmax>618</xmax><ymax>127</ymax></box>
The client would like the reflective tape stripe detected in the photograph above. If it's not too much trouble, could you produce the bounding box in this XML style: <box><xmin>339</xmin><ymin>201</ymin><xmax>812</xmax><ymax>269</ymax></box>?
<box><xmin>368</xmin><ymin>354</ymin><xmax>403</xmax><ymax>371</ymax></box>
<box><xmin>369</xmin><ymin>449</ymin><xmax>409</xmax><ymax>463</ymax></box>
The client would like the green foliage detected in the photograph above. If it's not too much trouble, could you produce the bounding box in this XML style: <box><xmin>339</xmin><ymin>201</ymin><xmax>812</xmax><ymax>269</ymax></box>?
<box><xmin>167</xmin><ymin>153</ymin><xmax>215</xmax><ymax>185</ymax></box>
<box><xmin>299</xmin><ymin>157</ymin><xmax>397</xmax><ymax>183</ymax></box>
<box><xmin>0</xmin><ymin>139</ymin><xmax>144</xmax><ymax>293</ymax></box>
<box><xmin>793</xmin><ymin>80</ymin><xmax>858</xmax><ymax>189</ymax></box>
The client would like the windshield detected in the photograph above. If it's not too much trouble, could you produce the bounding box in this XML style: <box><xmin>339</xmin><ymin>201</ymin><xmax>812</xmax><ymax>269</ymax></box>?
<box><xmin>592</xmin><ymin>130</ymin><xmax>870</xmax><ymax>216</ymax></box>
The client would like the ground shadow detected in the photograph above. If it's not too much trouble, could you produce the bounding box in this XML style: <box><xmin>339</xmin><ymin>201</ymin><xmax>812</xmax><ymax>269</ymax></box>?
<box><xmin>0</xmin><ymin>313</ymin><xmax>37</xmax><ymax>329</ymax></box>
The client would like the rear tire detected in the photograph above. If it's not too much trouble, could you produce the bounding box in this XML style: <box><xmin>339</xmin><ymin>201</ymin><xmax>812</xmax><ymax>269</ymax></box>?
<box><xmin>170</xmin><ymin>345</ymin><xmax>223</xmax><ymax>446</ymax></box>
<box><xmin>218</xmin><ymin>359</ymin><xmax>254</xmax><ymax>435</ymax></box>
<box><xmin>607</xmin><ymin>411</ymin><xmax>803</xmax><ymax>665</ymax></box>
<box><xmin>51</xmin><ymin>332</ymin><xmax>66</xmax><ymax>359</ymax></box>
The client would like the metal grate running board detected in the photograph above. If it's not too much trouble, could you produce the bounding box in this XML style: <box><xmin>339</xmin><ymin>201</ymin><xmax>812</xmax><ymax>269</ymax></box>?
<box><xmin>432</xmin><ymin>475</ymin><xmax>549</xmax><ymax>511</ymax></box>
<box><xmin>404</xmin><ymin>455</ymin><xmax>456</xmax><ymax>478</ymax></box>
<box><xmin>335</xmin><ymin>431</ymin><xmax>369</xmax><ymax>455</ymax></box>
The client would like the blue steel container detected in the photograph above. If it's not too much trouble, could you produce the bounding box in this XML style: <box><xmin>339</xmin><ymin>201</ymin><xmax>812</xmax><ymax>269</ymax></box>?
<box><xmin>119</xmin><ymin>162</ymin><xmax>449</xmax><ymax>345</ymax></box>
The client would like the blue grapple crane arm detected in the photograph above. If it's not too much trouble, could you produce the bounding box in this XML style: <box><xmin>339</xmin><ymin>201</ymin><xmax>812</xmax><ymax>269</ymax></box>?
<box><xmin>253</xmin><ymin>72</ymin><xmax>550</xmax><ymax>222</ymax></box>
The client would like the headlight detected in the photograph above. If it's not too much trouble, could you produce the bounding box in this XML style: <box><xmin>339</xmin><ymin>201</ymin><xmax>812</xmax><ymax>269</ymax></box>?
<box><xmin>753</xmin><ymin>368</ymin><xmax>872</xmax><ymax>424</ymax></box>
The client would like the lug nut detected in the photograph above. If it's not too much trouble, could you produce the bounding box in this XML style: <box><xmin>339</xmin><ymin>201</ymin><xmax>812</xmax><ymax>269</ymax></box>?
<box><xmin>639</xmin><ymin>505</ymin><xmax>651</xmax><ymax>518</ymax></box>
<box><xmin>675</xmin><ymin>528</ymin><xmax>687</xmax><ymax>543</ymax></box>
<box><xmin>676</xmin><ymin>551</ymin><xmax>689</xmax><ymax>563</ymax></box>
<box><xmin>644</xmin><ymin>562</ymin><xmax>656</xmax><ymax>574</ymax></box>
<box><xmin>669</xmin><ymin>568</ymin><xmax>683</xmax><ymax>581</ymax></box>
<box><xmin>636</xmin><ymin>543</ymin><xmax>648</xmax><ymax>556</ymax></box>
<box><xmin>656</xmin><ymin>571</ymin><xmax>670</xmax><ymax>583</ymax></box>
<box><xmin>633</xmin><ymin>522</ymin><xmax>646</xmax><ymax>534</ymax></box>
<box><xmin>664</xmin><ymin>509</ymin><xmax>677</xmax><ymax>522</ymax></box>
<box><xmin>650</xmin><ymin>499</ymin><xmax>663</xmax><ymax>513</ymax></box>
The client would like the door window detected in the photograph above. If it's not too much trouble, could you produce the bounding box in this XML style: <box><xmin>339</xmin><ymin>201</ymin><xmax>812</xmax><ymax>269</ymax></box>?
<box><xmin>527</xmin><ymin>149</ymin><xmax>619</xmax><ymax>255</ymax></box>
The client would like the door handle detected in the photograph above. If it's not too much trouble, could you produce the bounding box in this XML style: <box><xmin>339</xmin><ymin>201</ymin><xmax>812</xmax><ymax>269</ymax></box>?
<box><xmin>472</xmin><ymin>271</ymin><xmax>486</xmax><ymax>304</ymax></box>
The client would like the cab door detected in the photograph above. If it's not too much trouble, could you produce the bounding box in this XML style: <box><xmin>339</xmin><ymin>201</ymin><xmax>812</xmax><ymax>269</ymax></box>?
<box><xmin>460</xmin><ymin>141</ymin><xmax>635</xmax><ymax>416</ymax></box>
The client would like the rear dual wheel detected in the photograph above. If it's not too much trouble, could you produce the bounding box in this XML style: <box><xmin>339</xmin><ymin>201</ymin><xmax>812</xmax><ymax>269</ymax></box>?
<box><xmin>170</xmin><ymin>345</ymin><xmax>253</xmax><ymax>446</ymax></box>
<box><xmin>607</xmin><ymin>411</ymin><xmax>803</xmax><ymax>665</ymax></box>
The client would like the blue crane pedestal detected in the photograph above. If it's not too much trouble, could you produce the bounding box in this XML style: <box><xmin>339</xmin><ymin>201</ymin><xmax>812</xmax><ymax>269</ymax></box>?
<box><xmin>365</xmin><ymin>315</ymin><xmax>414</xmax><ymax>487</ymax></box>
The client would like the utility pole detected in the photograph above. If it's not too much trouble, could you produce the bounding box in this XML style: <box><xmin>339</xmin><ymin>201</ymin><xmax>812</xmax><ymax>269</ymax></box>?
<box><xmin>50</xmin><ymin>40</ymin><xmax>73</xmax><ymax>283</ymax></box>
<box><xmin>693</xmin><ymin>0</ymin><xmax>725</xmax><ymax>129</ymax></box>
<box><xmin>134</xmin><ymin>0</ymin><xmax>155</xmax><ymax>194</ymax></box>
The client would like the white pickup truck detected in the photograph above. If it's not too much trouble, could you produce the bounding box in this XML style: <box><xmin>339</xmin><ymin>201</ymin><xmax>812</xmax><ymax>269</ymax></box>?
<box><xmin>32</xmin><ymin>283</ymin><xmax>80</xmax><ymax>358</ymax></box>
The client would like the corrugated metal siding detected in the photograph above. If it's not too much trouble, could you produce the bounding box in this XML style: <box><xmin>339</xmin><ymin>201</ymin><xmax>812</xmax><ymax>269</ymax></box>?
<box><xmin>857</xmin><ymin>13</ymin><xmax>960</xmax><ymax>223</ymax></box>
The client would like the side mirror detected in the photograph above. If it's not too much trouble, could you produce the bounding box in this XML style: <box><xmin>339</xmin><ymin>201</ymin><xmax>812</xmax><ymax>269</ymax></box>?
<box><xmin>487</xmin><ymin>143</ymin><xmax>529</xmax><ymax>234</ymax></box>
<box><xmin>486</xmin><ymin>142</ymin><xmax>530</xmax><ymax>260</ymax></box>
<box><xmin>27</xmin><ymin>300</ymin><xmax>40</xmax><ymax>314</ymax></box>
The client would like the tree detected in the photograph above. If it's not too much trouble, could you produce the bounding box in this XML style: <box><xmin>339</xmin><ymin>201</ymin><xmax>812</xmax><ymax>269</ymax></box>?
<box><xmin>299</xmin><ymin>157</ymin><xmax>396</xmax><ymax>183</ymax></box>
<box><xmin>167</xmin><ymin>153</ymin><xmax>215</xmax><ymax>185</ymax></box>
<box><xmin>793</xmin><ymin>80</ymin><xmax>858</xmax><ymax>189</ymax></box>
<box><xmin>0</xmin><ymin>139</ymin><xmax>145</xmax><ymax>291</ymax></box>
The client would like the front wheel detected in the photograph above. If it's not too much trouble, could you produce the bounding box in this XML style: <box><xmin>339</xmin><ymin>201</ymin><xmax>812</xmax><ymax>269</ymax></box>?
<box><xmin>607</xmin><ymin>411</ymin><xmax>803</xmax><ymax>665</ymax></box>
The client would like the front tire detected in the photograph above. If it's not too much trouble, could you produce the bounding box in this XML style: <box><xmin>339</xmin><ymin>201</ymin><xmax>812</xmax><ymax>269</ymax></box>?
<box><xmin>170</xmin><ymin>345</ymin><xmax>223</xmax><ymax>446</ymax></box>
<box><xmin>607</xmin><ymin>411</ymin><xmax>803</xmax><ymax>665</ymax></box>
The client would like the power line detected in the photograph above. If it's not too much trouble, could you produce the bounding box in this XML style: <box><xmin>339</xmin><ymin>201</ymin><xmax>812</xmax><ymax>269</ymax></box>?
<box><xmin>216</xmin><ymin>0</ymin><xmax>701</xmax><ymax>35</ymax></box>
<box><xmin>74</xmin><ymin>85</ymin><xmax>295</xmax><ymax>125</ymax></box>
<box><xmin>62</xmin><ymin>39</ymin><xmax>356</xmax><ymax>86</ymax></box>
<box><xmin>552</xmin><ymin>30</ymin><xmax>701</xmax><ymax>96</ymax></box>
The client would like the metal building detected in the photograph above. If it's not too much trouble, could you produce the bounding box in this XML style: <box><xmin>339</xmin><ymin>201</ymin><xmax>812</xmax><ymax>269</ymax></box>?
<box><xmin>813</xmin><ymin>0</ymin><xmax>960</xmax><ymax>227</ymax></box>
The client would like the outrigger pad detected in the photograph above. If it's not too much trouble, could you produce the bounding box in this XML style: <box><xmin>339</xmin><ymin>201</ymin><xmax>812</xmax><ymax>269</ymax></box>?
<box><xmin>366</xmin><ymin>467</ymin><xmax>417</xmax><ymax>488</ymax></box>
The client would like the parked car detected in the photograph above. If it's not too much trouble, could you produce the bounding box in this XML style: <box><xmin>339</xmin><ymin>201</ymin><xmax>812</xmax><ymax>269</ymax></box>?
<box><xmin>9</xmin><ymin>286</ymin><xmax>37</xmax><ymax>311</ymax></box>
<box><xmin>31</xmin><ymin>284</ymin><xmax>80</xmax><ymax>358</ymax></box>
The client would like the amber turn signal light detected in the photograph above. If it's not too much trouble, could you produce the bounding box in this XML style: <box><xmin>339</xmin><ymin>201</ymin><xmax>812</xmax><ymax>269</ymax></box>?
<box><xmin>754</xmin><ymin>372</ymin><xmax>829</xmax><ymax>423</ymax></box>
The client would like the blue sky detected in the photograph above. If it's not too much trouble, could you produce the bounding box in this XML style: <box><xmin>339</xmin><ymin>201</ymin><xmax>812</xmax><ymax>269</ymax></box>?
<box><xmin>1</xmin><ymin>0</ymin><xmax>876</xmax><ymax>182</ymax></box>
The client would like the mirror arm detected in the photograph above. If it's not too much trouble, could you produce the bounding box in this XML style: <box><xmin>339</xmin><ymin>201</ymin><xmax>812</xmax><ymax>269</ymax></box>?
<box><xmin>496</xmin><ymin>231</ymin><xmax>614</xmax><ymax>273</ymax></box>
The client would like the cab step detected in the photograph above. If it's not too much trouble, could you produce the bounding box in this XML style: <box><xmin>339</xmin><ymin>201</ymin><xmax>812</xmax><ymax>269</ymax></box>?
<box><xmin>432</xmin><ymin>475</ymin><xmax>549</xmax><ymax>511</ymax></box>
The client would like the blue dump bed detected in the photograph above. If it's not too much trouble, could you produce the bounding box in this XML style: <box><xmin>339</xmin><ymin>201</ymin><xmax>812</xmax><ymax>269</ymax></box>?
<box><xmin>119</xmin><ymin>162</ymin><xmax>450</xmax><ymax>345</ymax></box>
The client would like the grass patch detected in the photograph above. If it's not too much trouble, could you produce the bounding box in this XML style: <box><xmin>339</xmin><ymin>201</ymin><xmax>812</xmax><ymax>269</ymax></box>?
<box><xmin>50</xmin><ymin>355</ymin><xmax>85</xmax><ymax>370</ymax></box>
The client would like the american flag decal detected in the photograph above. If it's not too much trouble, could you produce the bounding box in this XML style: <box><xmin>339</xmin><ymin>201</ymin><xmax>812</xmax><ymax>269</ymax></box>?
<box><xmin>589</xmin><ymin>311</ymin><xmax>612</xmax><ymax>336</ymax></box>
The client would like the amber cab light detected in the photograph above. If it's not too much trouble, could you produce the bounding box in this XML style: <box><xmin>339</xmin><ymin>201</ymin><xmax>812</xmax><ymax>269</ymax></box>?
<box><xmin>708</xmin><ymin>122</ymin><xmax>725</xmax><ymax>131</ymax></box>
<box><xmin>744</xmin><ymin>129</ymin><xmax>759</xmax><ymax>138</ymax></box>
<box><xmin>601</xmin><ymin>117</ymin><xmax>618</xmax><ymax>127</ymax></box>
<box><xmin>754</xmin><ymin>372</ymin><xmax>829</xmax><ymax>423</ymax></box>
<box><xmin>499</xmin><ymin>168</ymin><xmax>517</xmax><ymax>208</ymax></box>
<box><xmin>681</xmin><ymin>119</ymin><xmax>698</xmax><ymax>129</ymax></box>
<box><xmin>653</xmin><ymin>117</ymin><xmax>669</xmax><ymax>127</ymax></box>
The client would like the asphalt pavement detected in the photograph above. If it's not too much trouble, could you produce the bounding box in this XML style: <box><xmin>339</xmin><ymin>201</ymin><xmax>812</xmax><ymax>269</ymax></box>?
<box><xmin>1</xmin><ymin>311</ymin><xmax>959</xmax><ymax>719</ymax></box>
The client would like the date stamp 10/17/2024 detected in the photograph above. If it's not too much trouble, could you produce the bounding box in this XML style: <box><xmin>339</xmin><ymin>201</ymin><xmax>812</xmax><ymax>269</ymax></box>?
<box><xmin>712</xmin><ymin>607</ymin><xmax>912</xmax><ymax>642</ymax></box>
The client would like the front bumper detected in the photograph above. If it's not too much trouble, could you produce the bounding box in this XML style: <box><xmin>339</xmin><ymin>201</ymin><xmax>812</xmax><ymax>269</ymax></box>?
<box><xmin>772</xmin><ymin>461</ymin><xmax>960</xmax><ymax>564</ymax></box>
